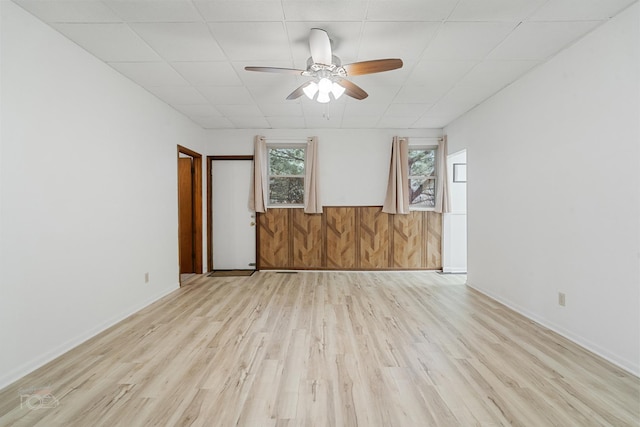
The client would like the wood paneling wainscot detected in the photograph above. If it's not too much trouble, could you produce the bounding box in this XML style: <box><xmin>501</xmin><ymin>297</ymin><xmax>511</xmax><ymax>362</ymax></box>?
<box><xmin>257</xmin><ymin>206</ymin><xmax>441</xmax><ymax>270</ymax></box>
<box><xmin>359</xmin><ymin>207</ymin><xmax>390</xmax><ymax>269</ymax></box>
<box><xmin>291</xmin><ymin>209</ymin><xmax>323</xmax><ymax>268</ymax></box>
<box><xmin>392</xmin><ymin>211</ymin><xmax>423</xmax><ymax>269</ymax></box>
<box><xmin>258</xmin><ymin>208</ymin><xmax>290</xmax><ymax>268</ymax></box>
<box><xmin>325</xmin><ymin>207</ymin><xmax>357</xmax><ymax>269</ymax></box>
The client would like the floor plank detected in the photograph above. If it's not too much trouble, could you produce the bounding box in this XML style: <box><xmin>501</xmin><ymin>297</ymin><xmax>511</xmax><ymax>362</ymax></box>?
<box><xmin>0</xmin><ymin>271</ymin><xmax>638</xmax><ymax>426</ymax></box>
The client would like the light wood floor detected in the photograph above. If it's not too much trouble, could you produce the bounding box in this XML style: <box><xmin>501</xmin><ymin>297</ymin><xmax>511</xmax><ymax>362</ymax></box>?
<box><xmin>1</xmin><ymin>272</ymin><xmax>638</xmax><ymax>426</ymax></box>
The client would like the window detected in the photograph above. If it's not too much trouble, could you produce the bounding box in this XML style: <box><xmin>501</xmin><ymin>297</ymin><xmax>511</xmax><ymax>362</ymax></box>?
<box><xmin>408</xmin><ymin>147</ymin><xmax>437</xmax><ymax>208</ymax></box>
<box><xmin>268</xmin><ymin>145</ymin><xmax>306</xmax><ymax>206</ymax></box>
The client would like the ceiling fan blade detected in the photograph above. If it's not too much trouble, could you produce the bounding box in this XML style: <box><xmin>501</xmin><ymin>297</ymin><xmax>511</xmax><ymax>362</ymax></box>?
<box><xmin>309</xmin><ymin>28</ymin><xmax>332</xmax><ymax>66</ymax></box>
<box><xmin>245</xmin><ymin>66</ymin><xmax>305</xmax><ymax>75</ymax></box>
<box><xmin>335</xmin><ymin>78</ymin><xmax>368</xmax><ymax>100</ymax></box>
<box><xmin>286</xmin><ymin>81</ymin><xmax>311</xmax><ymax>100</ymax></box>
<box><xmin>343</xmin><ymin>59</ymin><xmax>403</xmax><ymax>76</ymax></box>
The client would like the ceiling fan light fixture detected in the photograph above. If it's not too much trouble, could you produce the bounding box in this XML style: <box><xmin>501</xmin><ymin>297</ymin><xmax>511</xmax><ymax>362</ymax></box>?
<box><xmin>303</xmin><ymin>81</ymin><xmax>319</xmax><ymax>100</ymax></box>
<box><xmin>317</xmin><ymin>91</ymin><xmax>331</xmax><ymax>103</ymax></box>
<box><xmin>318</xmin><ymin>77</ymin><xmax>333</xmax><ymax>94</ymax></box>
<box><xmin>331</xmin><ymin>82</ymin><xmax>345</xmax><ymax>100</ymax></box>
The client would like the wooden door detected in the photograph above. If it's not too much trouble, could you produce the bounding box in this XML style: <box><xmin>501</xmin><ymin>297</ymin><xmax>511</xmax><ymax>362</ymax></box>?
<box><xmin>178</xmin><ymin>157</ymin><xmax>194</xmax><ymax>273</ymax></box>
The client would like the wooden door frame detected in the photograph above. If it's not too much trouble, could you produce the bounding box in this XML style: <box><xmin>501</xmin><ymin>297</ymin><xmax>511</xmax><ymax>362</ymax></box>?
<box><xmin>207</xmin><ymin>155</ymin><xmax>255</xmax><ymax>272</ymax></box>
<box><xmin>177</xmin><ymin>145</ymin><xmax>203</xmax><ymax>279</ymax></box>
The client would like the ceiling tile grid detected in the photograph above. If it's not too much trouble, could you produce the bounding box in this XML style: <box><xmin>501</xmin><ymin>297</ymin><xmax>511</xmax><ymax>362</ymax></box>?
<box><xmin>12</xmin><ymin>0</ymin><xmax>637</xmax><ymax>129</ymax></box>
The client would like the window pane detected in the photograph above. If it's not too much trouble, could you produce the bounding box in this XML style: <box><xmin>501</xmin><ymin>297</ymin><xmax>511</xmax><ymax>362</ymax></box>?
<box><xmin>409</xmin><ymin>177</ymin><xmax>435</xmax><ymax>207</ymax></box>
<box><xmin>269</xmin><ymin>148</ymin><xmax>305</xmax><ymax>176</ymax></box>
<box><xmin>269</xmin><ymin>177</ymin><xmax>304</xmax><ymax>205</ymax></box>
<box><xmin>409</xmin><ymin>149</ymin><xmax>435</xmax><ymax>176</ymax></box>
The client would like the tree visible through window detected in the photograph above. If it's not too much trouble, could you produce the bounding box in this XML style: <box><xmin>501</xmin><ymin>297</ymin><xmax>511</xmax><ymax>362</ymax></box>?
<box><xmin>268</xmin><ymin>145</ymin><xmax>306</xmax><ymax>205</ymax></box>
<box><xmin>409</xmin><ymin>147</ymin><xmax>436</xmax><ymax>208</ymax></box>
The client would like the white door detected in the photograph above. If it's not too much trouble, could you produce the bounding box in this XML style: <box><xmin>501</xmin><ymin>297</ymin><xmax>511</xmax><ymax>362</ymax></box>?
<box><xmin>212</xmin><ymin>160</ymin><xmax>256</xmax><ymax>270</ymax></box>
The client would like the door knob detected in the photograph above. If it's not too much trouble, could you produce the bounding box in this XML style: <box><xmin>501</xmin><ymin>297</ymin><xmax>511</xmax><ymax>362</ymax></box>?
<box><xmin>250</xmin><ymin>222</ymin><xmax>256</xmax><ymax>226</ymax></box>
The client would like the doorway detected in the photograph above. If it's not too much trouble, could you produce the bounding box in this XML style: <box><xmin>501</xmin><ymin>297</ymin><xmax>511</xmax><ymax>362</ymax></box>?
<box><xmin>443</xmin><ymin>149</ymin><xmax>467</xmax><ymax>273</ymax></box>
<box><xmin>207</xmin><ymin>156</ymin><xmax>256</xmax><ymax>272</ymax></box>
<box><xmin>177</xmin><ymin>145</ymin><xmax>203</xmax><ymax>283</ymax></box>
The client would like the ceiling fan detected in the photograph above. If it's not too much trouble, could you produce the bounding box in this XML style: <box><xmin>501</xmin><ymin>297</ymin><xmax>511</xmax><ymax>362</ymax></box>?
<box><xmin>245</xmin><ymin>28</ymin><xmax>403</xmax><ymax>103</ymax></box>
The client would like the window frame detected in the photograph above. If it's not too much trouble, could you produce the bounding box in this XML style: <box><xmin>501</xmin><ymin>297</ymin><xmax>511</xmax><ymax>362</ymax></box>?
<box><xmin>266</xmin><ymin>143</ymin><xmax>307</xmax><ymax>208</ymax></box>
<box><xmin>408</xmin><ymin>145</ymin><xmax>438</xmax><ymax>211</ymax></box>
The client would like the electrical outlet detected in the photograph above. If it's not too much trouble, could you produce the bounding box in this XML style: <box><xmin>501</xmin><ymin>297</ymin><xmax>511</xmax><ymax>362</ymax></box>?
<box><xmin>145</xmin><ymin>272</ymin><xmax>149</xmax><ymax>283</ymax></box>
<box><xmin>558</xmin><ymin>292</ymin><xmax>566</xmax><ymax>307</ymax></box>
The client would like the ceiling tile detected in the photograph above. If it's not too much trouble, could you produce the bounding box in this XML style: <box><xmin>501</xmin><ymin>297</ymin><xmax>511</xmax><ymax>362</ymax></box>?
<box><xmin>189</xmin><ymin>116</ymin><xmax>234</xmax><ymax>129</ymax></box>
<box><xmin>172</xmin><ymin>104</ymin><xmax>222</xmax><ymax>117</ymax></box>
<box><xmin>385</xmin><ymin>103</ymin><xmax>433</xmax><ymax>118</ymax></box>
<box><xmin>340</xmin><ymin>115</ymin><xmax>381</xmax><ymax>128</ymax></box>
<box><xmin>353</xmin><ymin>86</ymin><xmax>401</xmax><ymax>104</ymax></box>
<box><xmin>259</xmin><ymin>103</ymin><xmax>304</xmax><ymax>116</ymax></box>
<box><xmin>194</xmin><ymin>1</ymin><xmax>284</xmax><ymax>22</ymax></box>
<box><xmin>305</xmin><ymin>115</ymin><xmax>344</xmax><ymax>128</ymax></box>
<box><xmin>456</xmin><ymin>60</ymin><xmax>539</xmax><ymax>92</ymax></box>
<box><xmin>426</xmin><ymin>85</ymin><xmax>489</xmax><ymax>120</ymax></box>
<box><xmin>131</xmin><ymin>23</ymin><xmax>225</xmax><ymax>61</ymax></box>
<box><xmin>53</xmin><ymin>23</ymin><xmax>161</xmax><ymax>62</ymax></box>
<box><xmin>104</xmin><ymin>1</ymin><xmax>203</xmax><ymax>23</ymax></box>
<box><xmin>302</xmin><ymin>101</ymin><xmax>345</xmax><ymax>121</ymax></box>
<box><xmin>209</xmin><ymin>22</ymin><xmax>290</xmax><ymax>61</ymax></box>
<box><xmin>411</xmin><ymin>116</ymin><xmax>450</xmax><ymax>128</ymax></box>
<box><xmin>344</xmin><ymin>103</ymin><xmax>388</xmax><ymax>117</ymax></box>
<box><xmin>249</xmin><ymin>86</ymin><xmax>298</xmax><ymax>104</ymax></box>
<box><xmin>171</xmin><ymin>62</ymin><xmax>242</xmax><ymax>86</ymax></box>
<box><xmin>13</xmin><ymin>0</ymin><xmax>122</xmax><ymax>23</ymax></box>
<box><xmin>528</xmin><ymin>0</ymin><xmax>636</xmax><ymax>21</ymax></box>
<box><xmin>282</xmin><ymin>1</ymin><xmax>368</xmax><ymax>21</ymax></box>
<box><xmin>393</xmin><ymin>85</ymin><xmax>450</xmax><ymax>104</ymax></box>
<box><xmin>376</xmin><ymin>116</ymin><xmax>418</xmax><ymax>128</ymax></box>
<box><xmin>108</xmin><ymin>62</ymin><xmax>189</xmax><ymax>87</ymax></box>
<box><xmin>145</xmin><ymin>86</ymin><xmax>209</xmax><ymax>104</ymax></box>
<box><xmin>407</xmin><ymin>60</ymin><xmax>477</xmax><ymax>86</ymax></box>
<box><xmin>488</xmin><ymin>21</ymin><xmax>601</xmax><ymax>61</ymax></box>
<box><xmin>217</xmin><ymin>104</ymin><xmax>264</xmax><ymax>117</ymax></box>
<box><xmin>359</xmin><ymin>22</ymin><xmax>440</xmax><ymax>61</ymax></box>
<box><xmin>423</xmin><ymin>22</ymin><xmax>517</xmax><ymax>61</ymax></box>
<box><xmin>366</xmin><ymin>0</ymin><xmax>458</xmax><ymax>21</ymax></box>
<box><xmin>198</xmin><ymin>86</ymin><xmax>255</xmax><ymax>104</ymax></box>
<box><xmin>449</xmin><ymin>0</ymin><xmax>546</xmax><ymax>22</ymax></box>
<box><xmin>228</xmin><ymin>116</ymin><xmax>271</xmax><ymax>128</ymax></box>
<box><xmin>266</xmin><ymin>116</ymin><xmax>306</xmax><ymax>128</ymax></box>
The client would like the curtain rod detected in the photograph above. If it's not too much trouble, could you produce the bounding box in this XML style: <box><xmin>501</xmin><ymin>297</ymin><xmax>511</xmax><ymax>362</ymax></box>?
<box><xmin>265</xmin><ymin>137</ymin><xmax>308</xmax><ymax>140</ymax></box>
<box><xmin>265</xmin><ymin>137</ymin><xmax>443</xmax><ymax>141</ymax></box>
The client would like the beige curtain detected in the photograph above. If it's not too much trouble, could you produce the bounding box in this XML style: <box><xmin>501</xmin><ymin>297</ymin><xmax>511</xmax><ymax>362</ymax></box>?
<box><xmin>382</xmin><ymin>136</ymin><xmax>410</xmax><ymax>214</ymax></box>
<box><xmin>249</xmin><ymin>135</ymin><xmax>268</xmax><ymax>213</ymax></box>
<box><xmin>304</xmin><ymin>137</ymin><xmax>322</xmax><ymax>214</ymax></box>
<box><xmin>435</xmin><ymin>135</ymin><xmax>451</xmax><ymax>213</ymax></box>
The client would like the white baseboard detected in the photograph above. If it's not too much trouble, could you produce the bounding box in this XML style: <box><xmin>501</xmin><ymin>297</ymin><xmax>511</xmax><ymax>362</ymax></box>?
<box><xmin>467</xmin><ymin>282</ymin><xmax>640</xmax><ymax>377</ymax></box>
<box><xmin>0</xmin><ymin>284</ymin><xmax>179</xmax><ymax>390</ymax></box>
<box><xmin>442</xmin><ymin>267</ymin><xmax>467</xmax><ymax>274</ymax></box>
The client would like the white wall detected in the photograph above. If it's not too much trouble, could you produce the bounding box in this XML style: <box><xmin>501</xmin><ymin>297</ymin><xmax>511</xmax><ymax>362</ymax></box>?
<box><xmin>204</xmin><ymin>129</ymin><xmax>442</xmax><ymax>206</ymax></box>
<box><xmin>0</xmin><ymin>2</ymin><xmax>207</xmax><ymax>387</ymax></box>
<box><xmin>443</xmin><ymin>150</ymin><xmax>467</xmax><ymax>273</ymax></box>
<box><xmin>445</xmin><ymin>3</ymin><xmax>639</xmax><ymax>374</ymax></box>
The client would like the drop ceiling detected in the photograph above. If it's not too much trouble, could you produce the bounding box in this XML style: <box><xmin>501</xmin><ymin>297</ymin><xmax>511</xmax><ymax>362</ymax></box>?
<box><xmin>12</xmin><ymin>0</ymin><xmax>636</xmax><ymax>129</ymax></box>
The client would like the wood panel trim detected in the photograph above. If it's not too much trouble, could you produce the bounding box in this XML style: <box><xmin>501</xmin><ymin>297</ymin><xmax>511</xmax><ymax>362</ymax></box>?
<box><xmin>256</xmin><ymin>206</ymin><xmax>442</xmax><ymax>271</ymax></box>
<box><xmin>177</xmin><ymin>145</ymin><xmax>203</xmax><ymax>278</ymax></box>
